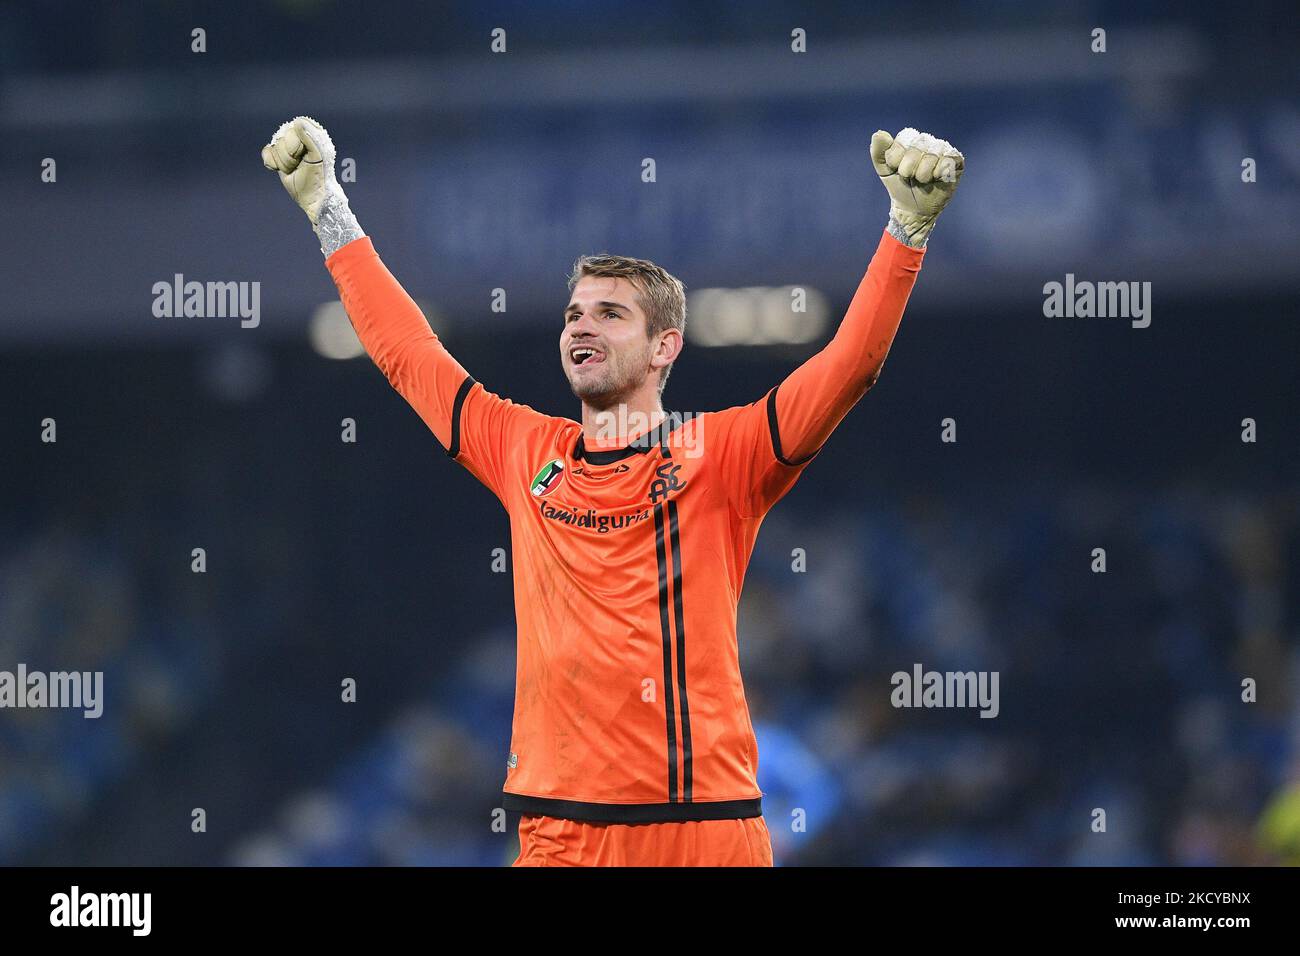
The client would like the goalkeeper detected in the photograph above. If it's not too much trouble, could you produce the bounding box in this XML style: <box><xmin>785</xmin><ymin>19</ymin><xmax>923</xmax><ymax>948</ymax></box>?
<box><xmin>263</xmin><ymin>117</ymin><xmax>962</xmax><ymax>866</ymax></box>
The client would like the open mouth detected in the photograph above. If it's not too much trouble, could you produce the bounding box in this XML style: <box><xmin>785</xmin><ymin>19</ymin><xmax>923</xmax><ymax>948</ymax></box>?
<box><xmin>569</xmin><ymin>346</ymin><xmax>605</xmax><ymax>367</ymax></box>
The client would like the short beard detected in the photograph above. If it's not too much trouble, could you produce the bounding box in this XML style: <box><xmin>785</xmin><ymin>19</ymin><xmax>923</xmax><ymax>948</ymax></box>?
<box><xmin>567</xmin><ymin>350</ymin><xmax>648</xmax><ymax>410</ymax></box>
<box><xmin>569</xmin><ymin>373</ymin><xmax>631</xmax><ymax>411</ymax></box>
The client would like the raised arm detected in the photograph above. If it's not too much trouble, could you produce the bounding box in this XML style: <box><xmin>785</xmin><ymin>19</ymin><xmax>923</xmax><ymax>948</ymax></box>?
<box><xmin>770</xmin><ymin>127</ymin><xmax>964</xmax><ymax>464</ymax></box>
<box><xmin>261</xmin><ymin>116</ymin><xmax>545</xmax><ymax>500</ymax></box>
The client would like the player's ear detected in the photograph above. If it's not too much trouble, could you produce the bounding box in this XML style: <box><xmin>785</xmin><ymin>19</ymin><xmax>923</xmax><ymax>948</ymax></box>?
<box><xmin>651</xmin><ymin>327</ymin><xmax>684</xmax><ymax>371</ymax></box>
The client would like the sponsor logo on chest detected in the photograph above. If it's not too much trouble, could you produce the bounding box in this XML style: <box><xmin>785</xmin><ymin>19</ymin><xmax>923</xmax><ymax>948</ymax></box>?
<box><xmin>526</xmin><ymin>453</ymin><xmax>693</xmax><ymax>533</ymax></box>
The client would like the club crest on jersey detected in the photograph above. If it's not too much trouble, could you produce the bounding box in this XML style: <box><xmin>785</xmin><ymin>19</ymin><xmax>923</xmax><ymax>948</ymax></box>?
<box><xmin>530</xmin><ymin>459</ymin><xmax>566</xmax><ymax>497</ymax></box>
<box><xmin>648</xmin><ymin>462</ymin><xmax>688</xmax><ymax>503</ymax></box>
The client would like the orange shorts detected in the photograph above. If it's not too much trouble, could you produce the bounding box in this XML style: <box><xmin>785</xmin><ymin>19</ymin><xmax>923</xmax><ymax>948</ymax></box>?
<box><xmin>513</xmin><ymin>813</ymin><xmax>773</xmax><ymax>867</ymax></box>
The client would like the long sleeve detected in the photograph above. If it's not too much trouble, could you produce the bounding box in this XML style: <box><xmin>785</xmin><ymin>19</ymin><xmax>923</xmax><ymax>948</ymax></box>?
<box><xmin>772</xmin><ymin>227</ymin><xmax>925</xmax><ymax>463</ymax></box>
<box><xmin>325</xmin><ymin>236</ymin><xmax>549</xmax><ymax>502</ymax></box>
<box><xmin>710</xmin><ymin>228</ymin><xmax>925</xmax><ymax>519</ymax></box>
<box><xmin>326</xmin><ymin>236</ymin><xmax>472</xmax><ymax>452</ymax></box>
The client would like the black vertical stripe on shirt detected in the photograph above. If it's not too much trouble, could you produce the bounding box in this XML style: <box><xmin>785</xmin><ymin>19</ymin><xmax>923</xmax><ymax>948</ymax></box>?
<box><xmin>653</xmin><ymin>503</ymin><xmax>679</xmax><ymax>802</ymax></box>
<box><xmin>666</xmin><ymin>498</ymin><xmax>693</xmax><ymax>801</ymax></box>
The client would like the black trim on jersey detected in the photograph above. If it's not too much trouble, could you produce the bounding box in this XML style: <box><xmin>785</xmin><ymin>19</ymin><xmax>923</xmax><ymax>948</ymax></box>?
<box><xmin>447</xmin><ymin>375</ymin><xmax>476</xmax><ymax>459</ymax></box>
<box><xmin>666</xmin><ymin>498</ymin><xmax>693</xmax><ymax>801</ymax></box>
<box><xmin>765</xmin><ymin>385</ymin><xmax>819</xmax><ymax>466</ymax></box>
<box><xmin>502</xmin><ymin>792</ymin><xmax>762</xmax><ymax>824</ymax></box>
<box><xmin>653</xmin><ymin>503</ymin><xmax>679</xmax><ymax>802</ymax></box>
<box><xmin>573</xmin><ymin>411</ymin><xmax>685</xmax><ymax>465</ymax></box>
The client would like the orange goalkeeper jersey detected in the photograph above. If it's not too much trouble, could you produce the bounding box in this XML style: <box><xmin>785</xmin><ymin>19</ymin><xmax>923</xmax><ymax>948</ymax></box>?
<box><xmin>326</xmin><ymin>230</ymin><xmax>925</xmax><ymax>822</ymax></box>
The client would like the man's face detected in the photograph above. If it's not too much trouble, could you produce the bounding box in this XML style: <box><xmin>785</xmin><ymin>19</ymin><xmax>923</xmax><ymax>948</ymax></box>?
<box><xmin>560</xmin><ymin>276</ymin><xmax>655</xmax><ymax>409</ymax></box>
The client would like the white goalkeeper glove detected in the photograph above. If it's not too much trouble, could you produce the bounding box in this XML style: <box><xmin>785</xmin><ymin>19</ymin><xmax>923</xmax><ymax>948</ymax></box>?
<box><xmin>870</xmin><ymin>127</ymin><xmax>964</xmax><ymax>248</ymax></box>
<box><xmin>261</xmin><ymin>116</ymin><xmax>364</xmax><ymax>256</ymax></box>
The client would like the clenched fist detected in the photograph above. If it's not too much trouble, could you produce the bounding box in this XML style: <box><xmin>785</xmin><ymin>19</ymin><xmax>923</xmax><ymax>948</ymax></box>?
<box><xmin>261</xmin><ymin>115</ymin><xmax>342</xmax><ymax>225</ymax></box>
<box><xmin>262</xmin><ymin>116</ymin><xmax>363</xmax><ymax>256</ymax></box>
<box><xmin>870</xmin><ymin>127</ymin><xmax>964</xmax><ymax>247</ymax></box>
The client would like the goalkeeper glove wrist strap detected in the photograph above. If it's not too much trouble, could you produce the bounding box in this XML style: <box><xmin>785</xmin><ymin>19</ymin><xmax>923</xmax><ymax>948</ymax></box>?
<box><xmin>315</xmin><ymin>188</ymin><xmax>366</xmax><ymax>258</ymax></box>
<box><xmin>887</xmin><ymin>211</ymin><xmax>936</xmax><ymax>249</ymax></box>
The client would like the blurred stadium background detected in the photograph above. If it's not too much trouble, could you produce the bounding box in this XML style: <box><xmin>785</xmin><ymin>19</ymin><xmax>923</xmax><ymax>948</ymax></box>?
<box><xmin>1</xmin><ymin>0</ymin><xmax>1298</xmax><ymax>865</ymax></box>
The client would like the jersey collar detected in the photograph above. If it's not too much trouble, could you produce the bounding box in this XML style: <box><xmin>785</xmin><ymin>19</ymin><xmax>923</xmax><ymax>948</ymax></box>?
<box><xmin>573</xmin><ymin>412</ymin><xmax>684</xmax><ymax>465</ymax></box>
